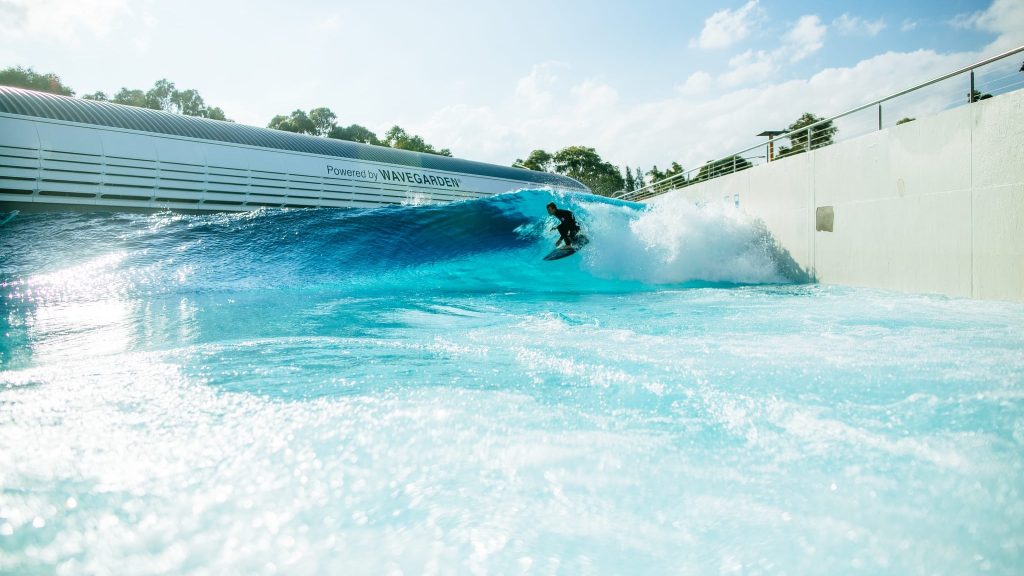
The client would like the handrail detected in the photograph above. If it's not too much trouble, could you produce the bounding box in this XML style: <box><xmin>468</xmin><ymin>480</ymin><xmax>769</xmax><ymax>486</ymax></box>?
<box><xmin>617</xmin><ymin>44</ymin><xmax>1024</xmax><ymax>202</ymax></box>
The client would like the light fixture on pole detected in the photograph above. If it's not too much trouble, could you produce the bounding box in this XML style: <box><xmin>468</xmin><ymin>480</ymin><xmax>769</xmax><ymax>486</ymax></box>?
<box><xmin>757</xmin><ymin>130</ymin><xmax>784</xmax><ymax>162</ymax></box>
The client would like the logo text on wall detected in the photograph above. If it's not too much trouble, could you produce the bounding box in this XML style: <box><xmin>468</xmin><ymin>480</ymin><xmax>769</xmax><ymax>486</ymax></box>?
<box><xmin>326</xmin><ymin>165</ymin><xmax>461</xmax><ymax>189</ymax></box>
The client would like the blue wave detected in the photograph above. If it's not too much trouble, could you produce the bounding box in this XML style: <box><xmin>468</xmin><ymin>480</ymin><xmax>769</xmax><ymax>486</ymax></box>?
<box><xmin>0</xmin><ymin>190</ymin><xmax>804</xmax><ymax>303</ymax></box>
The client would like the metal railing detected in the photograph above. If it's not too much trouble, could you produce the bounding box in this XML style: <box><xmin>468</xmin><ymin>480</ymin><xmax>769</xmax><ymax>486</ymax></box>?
<box><xmin>616</xmin><ymin>44</ymin><xmax>1024</xmax><ymax>202</ymax></box>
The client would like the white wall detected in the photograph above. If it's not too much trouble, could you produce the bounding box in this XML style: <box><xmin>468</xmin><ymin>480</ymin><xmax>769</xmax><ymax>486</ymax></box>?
<box><xmin>656</xmin><ymin>89</ymin><xmax>1024</xmax><ymax>302</ymax></box>
<box><xmin>0</xmin><ymin>114</ymin><xmax>582</xmax><ymax>212</ymax></box>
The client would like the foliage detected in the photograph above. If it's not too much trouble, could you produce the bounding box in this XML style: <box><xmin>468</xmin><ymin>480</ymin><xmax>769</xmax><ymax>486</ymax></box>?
<box><xmin>514</xmin><ymin>149</ymin><xmax>553</xmax><ymax>172</ymax></box>
<box><xmin>776</xmin><ymin>112</ymin><xmax>837</xmax><ymax>157</ymax></box>
<box><xmin>0</xmin><ymin>66</ymin><xmax>74</xmax><ymax>96</ymax></box>
<box><xmin>329</xmin><ymin>124</ymin><xmax>381</xmax><ymax>145</ymax></box>
<box><xmin>664</xmin><ymin>162</ymin><xmax>684</xmax><ymax>177</ymax></box>
<box><xmin>551</xmin><ymin>146</ymin><xmax>624</xmax><ymax>197</ymax></box>
<box><xmin>382</xmin><ymin>126</ymin><xmax>451</xmax><ymax>156</ymax></box>
<box><xmin>87</xmin><ymin>78</ymin><xmax>231</xmax><ymax>121</ymax></box>
<box><xmin>695</xmin><ymin>155</ymin><xmax>752</xmax><ymax>181</ymax></box>
<box><xmin>624</xmin><ymin>166</ymin><xmax>635</xmax><ymax>192</ymax></box>
<box><xmin>309</xmin><ymin>107</ymin><xmax>337</xmax><ymax>137</ymax></box>
<box><xmin>266</xmin><ymin>109</ymin><xmax>449</xmax><ymax>155</ymax></box>
<box><xmin>896</xmin><ymin>117</ymin><xmax>915</xmax><ymax>125</ymax></box>
<box><xmin>514</xmin><ymin>146</ymin><xmax>626</xmax><ymax>196</ymax></box>
<box><xmin>969</xmin><ymin>89</ymin><xmax>992</xmax><ymax>102</ymax></box>
<box><xmin>268</xmin><ymin>109</ymin><xmax>316</xmax><ymax>134</ymax></box>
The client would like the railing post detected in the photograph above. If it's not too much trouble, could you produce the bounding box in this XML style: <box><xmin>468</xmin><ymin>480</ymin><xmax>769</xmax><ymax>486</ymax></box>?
<box><xmin>806</xmin><ymin>127</ymin><xmax>812</xmax><ymax>152</ymax></box>
<box><xmin>732</xmin><ymin>156</ymin><xmax>736</xmax><ymax>174</ymax></box>
<box><xmin>878</xmin><ymin>104</ymin><xmax>882</xmax><ymax>130</ymax></box>
<box><xmin>969</xmin><ymin>70</ymin><xmax>975</xmax><ymax>103</ymax></box>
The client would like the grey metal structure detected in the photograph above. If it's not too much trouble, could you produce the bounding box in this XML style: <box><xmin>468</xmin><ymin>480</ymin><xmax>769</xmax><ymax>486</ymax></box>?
<box><xmin>0</xmin><ymin>87</ymin><xmax>587</xmax><ymax>212</ymax></box>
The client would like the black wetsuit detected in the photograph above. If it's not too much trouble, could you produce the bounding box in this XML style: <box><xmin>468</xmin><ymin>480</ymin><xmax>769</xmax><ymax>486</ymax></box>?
<box><xmin>552</xmin><ymin>208</ymin><xmax>580</xmax><ymax>246</ymax></box>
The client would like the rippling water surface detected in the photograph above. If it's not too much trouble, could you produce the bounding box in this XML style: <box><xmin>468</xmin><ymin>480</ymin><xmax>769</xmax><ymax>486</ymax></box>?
<box><xmin>1</xmin><ymin>191</ymin><xmax>1022</xmax><ymax>575</ymax></box>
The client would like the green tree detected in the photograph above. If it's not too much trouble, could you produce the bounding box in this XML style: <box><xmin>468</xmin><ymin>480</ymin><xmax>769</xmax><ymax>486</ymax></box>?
<box><xmin>112</xmin><ymin>88</ymin><xmax>156</xmax><ymax>109</ymax></box>
<box><xmin>147</xmin><ymin>78</ymin><xmax>177</xmax><ymax>111</ymax></box>
<box><xmin>268</xmin><ymin>109</ymin><xmax>316</xmax><ymax>134</ymax></box>
<box><xmin>0</xmin><ymin>66</ymin><xmax>74</xmax><ymax>96</ymax></box>
<box><xmin>514</xmin><ymin>149</ymin><xmax>553</xmax><ymax>172</ymax></box>
<box><xmin>777</xmin><ymin>112</ymin><xmax>837</xmax><ymax>157</ymax></box>
<box><xmin>308</xmin><ymin>107</ymin><xmax>338</xmax><ymax>137</ymax></box>
<box><xmin>635</xmin><ymin>166</ymin><xmax>644</xmax><ymax>189</ymax></box>
<box><xmin>102</xmin><ymin>79</ymin><xmax>232</xmax><ymax>120</ymax></box>
<box><xmin>695</xmin><ymin>155</ymin><xmax>752</xmax><ymax>181</ymax></box>
<box><xmin>269</xmin><ymin>107</ymin><xmax>371</xmax><ymax>139</ymax></box>
<box><xmin>170</xmin><ymin>88</ymin><xmax>209</xmax><ymax>117</ymax></box>
<box><xmin>969</xmin><ymin>89</ymin><xmax>992</xmax><ymax>102</ymax></box>
<box><xmin>551</xmin><ymin>146</ymin><xmax>624</xmax><ymax>196</ymax></box>
<box><xmin>329</xmin><ymin>124</ymin><xmax>381</xmax><ymax>145</ymax></box>
<box><xmin>647</xmin><ymin>165</ymin><xmax>665</xmax><ymax>184</ymax></box>
<box><xmin>383</xmin><ymin>126</ymin><xmax>451</xmax><ymax>156</ymax></box>
<box><xmin>205</xmin><ymin>107</ymin><xmax>229</xmax><ymax>121</ymax></box>
<box><xmin>624</xmin><ymin>166</ymin><xmax>635</xmax><ymax>192</ymax></box>
<box><xmin>663</xmin><ymin>161</ymin><xmax>685</xmax><ymax>180</ymax></box>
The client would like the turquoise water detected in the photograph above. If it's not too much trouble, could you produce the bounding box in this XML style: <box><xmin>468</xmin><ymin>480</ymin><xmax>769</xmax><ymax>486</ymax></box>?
<box><xmin>1</xmin><ymin>191</ymin><xmax>1023</xmax><ymax>575</ymax></box>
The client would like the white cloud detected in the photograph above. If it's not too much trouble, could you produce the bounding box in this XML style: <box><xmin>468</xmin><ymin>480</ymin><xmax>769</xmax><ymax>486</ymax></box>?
<box><xmin>901</xmin><ymin>19</ymin><xmax>918</xmax><ymax>32</ymax></box>
<box><xmin>691</xmin><ymin>0</ymin><xmax>762</xmax><ymax>50</ymax></box>
<box><xmin>411</xmin><ymin>5</ymin><xmax>1021</xmax><ymax>174</ymax></box>
<box><xmin>0</xmin><ymin>0</ymin><xmax>134</xmax><ymax>44</ymax></box>
<box><xmin>950</xmin><ymin>0</ymin><xmax>1024</xmax><ymax>53</ymax></box>
<box><xmin>412</xmin><ymin>43</ymin><xmax>984</xmax><ymax>179</ymax></box>
<box><xmin>515</xmin><ymin>61</ymin><xmax>568</xmax><ymax>112</ymax></box>
<box><xmin>834</xmin><ymin>13</ymin><xmax>886</xmax><ymax>36</ymax></box>
<box><xmin>570</xmin><ymin>80</ymin><xmax>619</xmax><ymax>117</ymax></box>
<box><xmin>719</xmin><ymin>50</ymin><xmax>778</xmax><ymax>87</ymax></box>
<box><xmin>683</xmin><ymin>14</ymin><xmax>825</xmax><ymax>93</ymax></box>
<box><xmin>675</xmin><ymin>71</ymin><xmax>713</xmax><ymax>96</ymax></box>
<box><xmin>783</xmin><ymin>15</ymin><xmax>827</xmax><ymax>62</ymax></box>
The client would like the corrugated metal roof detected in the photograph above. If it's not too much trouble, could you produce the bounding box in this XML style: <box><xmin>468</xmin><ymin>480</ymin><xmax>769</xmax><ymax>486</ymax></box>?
<box><xmin>0</xmin><ymin>86</ymin><xmax>588</xmax><ymax>191</ymax></box>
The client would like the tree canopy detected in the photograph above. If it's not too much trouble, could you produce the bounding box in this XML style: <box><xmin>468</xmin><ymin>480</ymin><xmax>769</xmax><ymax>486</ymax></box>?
<box><xmin>268</xmin><ymin>110</ymin><xmax>317</xmax><ymax>134</ymax></box>
<box><xmin>0</xmin><ymin>66</ymin><xmax>74</xmax><ymax>96</ymax></box>
<box><xmin>514</xmin><ymin>149</ymin><xmax>553</xmax><ymax>172</ymax></box>
<box><xmin>553</xmin><ymin>146</ymin><xmax>625</xmax><ymax>196</ymax></box>
<box><xmin>266</xmin><ymin>108</ymin><xmax>451</xmax><ymax>156</ymax></box>
<box><xmin>382</xmin><ymin>126</ymin><xmax>451</xmax><ymax>156</ymax></box>
<box><xmin>82</xmin><ymin>78</ymin><xmax>230</xmax><ymax>121</ymax></box>
<box><xmin>329</xmin><ymin>124</ymin><xmax>381</xmax><ymax>145</ymax></box>
<box><xmin>513</xmin><ymin>145</ymin><xmax>625</xmax><ymax>196</ymax></box>
<box><xmin>695</xmin><ymin>155</ymin><xmax>752</xmax><ymax>181</ymax></box>
<box><xmin>777</xmin><ymin>112</ymin><xmax>837</xmax><ymax>157</ymax></box>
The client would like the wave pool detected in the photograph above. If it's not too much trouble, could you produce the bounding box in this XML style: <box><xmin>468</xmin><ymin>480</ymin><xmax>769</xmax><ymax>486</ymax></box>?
<box><xmin>1</xmin><ymin>191</ymin><xmax>1022</xmax><ymax>574</ymax></box>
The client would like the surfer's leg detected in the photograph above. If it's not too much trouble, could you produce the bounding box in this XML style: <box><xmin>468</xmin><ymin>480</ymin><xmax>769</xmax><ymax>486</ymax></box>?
<box><xmin>557</xmin><ymin>224</ymin><xmax>571</xmax><ymax>247</ymax></box>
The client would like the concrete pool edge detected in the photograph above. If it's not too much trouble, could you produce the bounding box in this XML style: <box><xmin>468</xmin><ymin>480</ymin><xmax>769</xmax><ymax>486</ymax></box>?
<box><xmin>648</xmin><ymin>88</ymin><xmax>1024</xmax><ymax>302</ymax></box>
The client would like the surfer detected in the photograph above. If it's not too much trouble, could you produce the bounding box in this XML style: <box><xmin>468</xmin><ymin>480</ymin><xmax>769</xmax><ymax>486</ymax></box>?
<box><xmin>547</xmin><ymin>202</ymin><xmax>580</xmax><ymax>249</ymax></box>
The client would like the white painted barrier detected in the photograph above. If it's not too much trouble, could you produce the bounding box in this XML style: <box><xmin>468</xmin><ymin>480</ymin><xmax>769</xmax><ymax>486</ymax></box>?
<box><xmin>653</xmin><ymin>89</ymin><xmax>1024</xmax><ymax>302</ymax></box>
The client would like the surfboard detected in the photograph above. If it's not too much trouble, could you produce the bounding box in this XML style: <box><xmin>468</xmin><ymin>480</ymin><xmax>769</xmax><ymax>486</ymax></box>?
<box><xmin>543</xmin><ymin>246</ymin><xmax>576</xmax><ymax>260</ymax></box>
<box><xmin>543</xmin><ymin>235</ymin><xmax>588</xmax><ymax>261</ymax></box>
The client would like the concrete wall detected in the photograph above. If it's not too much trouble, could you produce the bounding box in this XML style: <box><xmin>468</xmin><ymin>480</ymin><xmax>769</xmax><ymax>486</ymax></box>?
<box><xmin>656</xmin><ymin>89</ymin><xmax>1024</xmax><ymax>302</ymax></box>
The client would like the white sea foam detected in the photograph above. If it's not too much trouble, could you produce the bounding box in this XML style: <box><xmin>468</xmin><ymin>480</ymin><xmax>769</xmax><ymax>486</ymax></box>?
<box><xmin>576</xmin><ymin>193</ymin><xmax>787</xmax><ymax>285</ymax></box>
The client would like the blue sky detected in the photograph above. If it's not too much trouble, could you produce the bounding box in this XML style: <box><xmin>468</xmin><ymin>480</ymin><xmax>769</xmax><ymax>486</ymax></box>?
<box><xmin>1</xmin><ymin>0</ymin><xmax>1021</xmax><ymax>171</ymax></box>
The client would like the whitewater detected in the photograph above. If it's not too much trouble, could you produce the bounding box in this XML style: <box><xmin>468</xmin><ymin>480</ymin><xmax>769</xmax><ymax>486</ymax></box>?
<box><xmin>1</xmin><ymin>190</ymin><xmax>1022</xmax><ymax>575</ymax></box>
